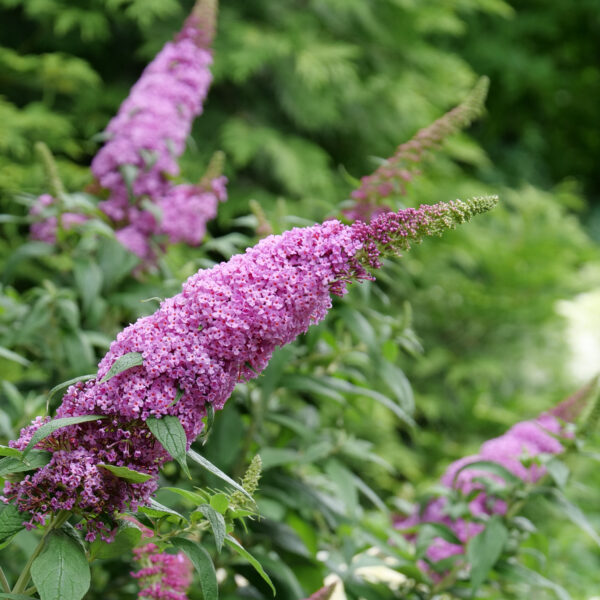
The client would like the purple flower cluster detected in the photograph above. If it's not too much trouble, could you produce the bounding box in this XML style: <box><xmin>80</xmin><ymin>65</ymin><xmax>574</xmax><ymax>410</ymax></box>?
<box><xmin>29</xmin><ymin>194</ymin><xmax>87</xmax><ymax>243</ymax></box>
<box><xmin>132</xmin><ymin>543</ymin><xmax>192</xmax><ymax>600</ymax></box>
<box><xmin>90</xmin><ymin>0</ymin><xmax>223</xmax><ymax>260</ymax></box>
<box><xmin>5</xmin><ymin>197</ymin><xmax>496</xmax><ymax>535</ymax></box>
<box><xmin>344</xmin><ymin>78</ymin><xmax>489</xmax><ymax>222</ymax></box>
<box><xmin>395</xmin><ymin>407</ymin><xmax>573</xmax><ymax>572</ymax></box>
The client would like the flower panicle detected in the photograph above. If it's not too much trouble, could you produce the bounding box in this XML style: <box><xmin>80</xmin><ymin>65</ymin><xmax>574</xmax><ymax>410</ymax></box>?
<box><xmin>349</xmin><ymin>77</ymin><xmax>489</xmax><ymax>209</ymax></box>
<box><xmin>395</xmin><ymin>391</ymin><xmax>584</xmax><ymax>577</ymax></box>
<box><xmin>231</xmin><ymin>454</ymin><xmax>262</xmax><ymax>509</ymax></box>
<box><xmin>177</xmin><ymin>0</ymin><xmax>219</xmax><ymax>49</ymax></box>
<box><xmin>355</xmin><ymin>195</ymin><xmax>498</xmax><ymax>268</ymax></box>
<box><xmin>8</xmin><ymin>197</ymin><xmax>496</xmax><ymax>536</ymax></box>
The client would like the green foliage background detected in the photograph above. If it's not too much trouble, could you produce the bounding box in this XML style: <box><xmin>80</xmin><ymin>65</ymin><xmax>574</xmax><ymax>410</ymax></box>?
<box><xmin>1</xmin><ymin>0</ymin><xmax>599</xmax><ymax>598</ymax></box>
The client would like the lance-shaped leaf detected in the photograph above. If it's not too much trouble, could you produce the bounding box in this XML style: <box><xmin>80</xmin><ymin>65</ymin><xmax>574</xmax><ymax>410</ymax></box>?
<box><xmin>188</xmin><ymin>449</ymin><xmax>252</xmax><ymax>501</ymax></box>
<box><xmin>0</xmin><ymin>451</ymin><xmax>51</xmax><ymax>476</ymax></box>
<box><xmin>48</xmin><ymin>375</ymin><xmax>96</xmax><ymax>405</ymax></box>
<box><xmin>171</xmin><ymin>537</ymin><xmax>218</xmax><ymax>600</ymax></box>
<box><xmin>197</xmin><ymin>504</ymin><xmax>226</xmax><ymax>552</ymax></box>
<box><xmin>22</xmin><ymin>416</ymin><xmax>106</xmax><ymax>459</ymax></box>
<box><xmin>99</xmin><ymin>351</ymin><xmax>143</xmax><ymax>383</ymax></box>
<box><xmin>225</xmin><ymin>535</ymin><xmax>276</xmax><ymax>595</ymax></box>
<box><xmin>31</xmin><ymin>531</ymin><xmax>91</xmax><ymax>600</ymax></box>
<box><xmin>98</xmin><ymin>464</ymin><xmax>154</xmax><ymax>483</ymax></box>
<box><xmin>146</xmin><ymin>416</ymin><xmax>190</xmax><ymax>478</ymax></box>
<box><xmin>467</xmin><ymin>516</ymin><xmax>508</xmax><ymax>592</ymax></box>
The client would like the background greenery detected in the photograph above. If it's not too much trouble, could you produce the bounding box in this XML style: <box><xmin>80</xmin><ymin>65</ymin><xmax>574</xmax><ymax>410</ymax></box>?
<box><xmin>1</xmin><ymin>0</ymin><xmax>599</xmax><ymax>598</ymax></box>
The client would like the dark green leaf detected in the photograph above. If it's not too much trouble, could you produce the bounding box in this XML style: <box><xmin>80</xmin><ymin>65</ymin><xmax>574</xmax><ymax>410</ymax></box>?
<box><xmin>0</xmin><ymin>451</ymin><xmax>52</xmax><ymax>476</ymax></box>
<box><xmin>187</xmin><ymin>449</ymin><xmax>252</xmax><ymax>501</ymax></box>
<box><xmin>197</xmin><ymin>504</ymin><xmax>226</xmax><ymax>552</ymax></box>
<box><xmin>467</xmin><ymin>516</ymin><xmax>508</xmax><ymax>592</ymax></box>
<box><xmin>0</xmin><ymin>594</ymin><xmax>40</xmax><ymax>599</ymax></box>
<box><xmin>0</xmin><ymin>503</ymin><xmax>29</xmax><ymax>542</ymax></box>
<box><xmin>172</xmin><ymin>537</ymin><xmax>218</xmax><ymax>600</ymax></box>
<box><xmin>48</xmin><ymin>375</ymin><xmax>96</xmax><ymax>405</ymax></box>
<box><xmin>31</xmin><ymin>531</ymin><xmax>91</xmax><ymax>600</ymax></box>
<box><xmin>146</xmin><ymin>416</ymin><xmax>190</xmax><ymax>478</ymax></box>
<box><xmin>225</xmin><ymin>535</ymin><xmax>276</xmax><ymax>595</ymax></box>
<box><xmin>23</xmin><ymin>416</ymin><xmax>105</xmax><ymax>458</ymax></box>
<box><xmin>98</xmin><ymin>464</ymin><xmax>153</xmax><ymax>483</ymax></box>
<box><xmin>99</xmin><ymin>351</ymin><xmax>143</xmax><ymax>383</ymax></box>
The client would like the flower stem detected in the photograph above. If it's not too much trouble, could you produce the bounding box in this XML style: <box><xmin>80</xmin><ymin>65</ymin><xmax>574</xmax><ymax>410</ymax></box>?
<box><xmin>12</xmin><ymin>510</ymin><xmax>70</xmax><ymax>593</ymax></box>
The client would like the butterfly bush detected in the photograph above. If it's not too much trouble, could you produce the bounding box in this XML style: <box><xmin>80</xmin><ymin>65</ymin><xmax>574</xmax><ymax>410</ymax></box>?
<box><xmin>343</xmin><ymin>78</ymin><xmax>489</xmax><ymax>222</ymax></box>
<box><xmin>395</xmin><ymin>400</ymin><xmax>577</xmax><ymax>572</ymax></box>
<box><xmin>132</xmin><ymin>543</ymin><xmax>193</xmax><ymax>600</ymax></box>
<box><xmin>4</xmin><ymin>196</ymin><xmax>497</xmax><ymax>538</ymax></box>
<box><xmin>90</xmin><ymin>0</ymin><xmax>224</xmax><ymax>260</ymax></box>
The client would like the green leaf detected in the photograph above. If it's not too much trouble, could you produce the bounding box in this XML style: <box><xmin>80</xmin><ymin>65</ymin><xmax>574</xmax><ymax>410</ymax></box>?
<box><xmin>209</xmin><ymin>493</ymin><xmax>229</xmax><ymax>515</ymax></box>
<box><xmin>467</xmin><ymin>516</ymin><xmax>508</xmax><ymax>592</ymax></box>
<box><xmin>0</xmin><ymin>503</ymin><xmax>29</xmax><ymax>542</ymax></box>
<box><xmin>0</xmin><ymin>451</ymin><xmax>52</xmax><ymax>476</ymax></box>
<box><xmin>546</xmin><ymin>458</ymin><xmax>569</xmax><ymax>488</ymax></box>
<box><xmin>225</xmin><ymin>535</ymin><xmax>276</xmax><ymax>596</ymax></box>
<box><xmin>197</xmin><ymin>504</ymin><xmax>226</xmax><ymax>552</ymax></box>
<box><xmin>498</xmin><ymin>562</ymin><xmax>571</xmax><ymax>600</ymax></box>
<box><xmin>99</xmin><ymin>351</ymin><xmax>143</xmax><ymax>383</ymax></box>
<box><xmin>454</xmin><ymin>459</ymin><xmax>522</xmax><ymax>486</ymax></box>
<box><xmin>23</xmin><ymin>415</ymin><xmax>105</xmax><ymax>458</ymax></box>
<box><xmin>31</xmin><ymin>531</ymin><xmax>91</xmax><ymax>600</ymax></box>
<box><xmin>163</xmin><ymin>487</ymin><xmax>207</xmax><ymax>505</ymax></box>
<box><xmin>139</xmin><ymin>498</ymin><xmax>186</xmax><ymax>521</ymax></box>
<box><xmin>47</xmin><ymin>375</ymin><xmax>96</xmax><ymax>405</ymax></box>
<box><xmin>168</xmin><ymin>388</ymin><xmax>184</xmax><ymax>407</ymax></box>
<box><xmin>0</xmin><ymin>445</ymin><xmax>22</xmax><ymax>458</ymax></box>
<box><xmin>146</xmin><ymin>416</ymin><xmax>190</xmax><ymax>478</ymax></box>
<box><xmin>0</xmin><ymin>594</ymin><xmax>40</xmax><ymax>599</ymax></box>
<box><xmin>98</xmin><ymin>464</ymin><xmax>153</xmax><ymax>483</ymax></box>
<box><xmin>0</xmin><ymin>347</ymin><xmax>30</xmax><ymax>367</ymax></box>
<box><xmin>171</xmin><ymin>537</ymin><xmax>218</xmax><ymax>600</ymax></box>
<box><xmin>551</xmin><ymin>489</ymin><xmax>600</xmax><ymax>546</ymax></box>
<box><xmin>89</xmin><ymin>521</ymin><xmax>142</xmax><ymax>560</ymax></box>
<box><xmin>187</xmin><ymin>449</ymin><xmax>252</xmax><ymax>501</ymax></box>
